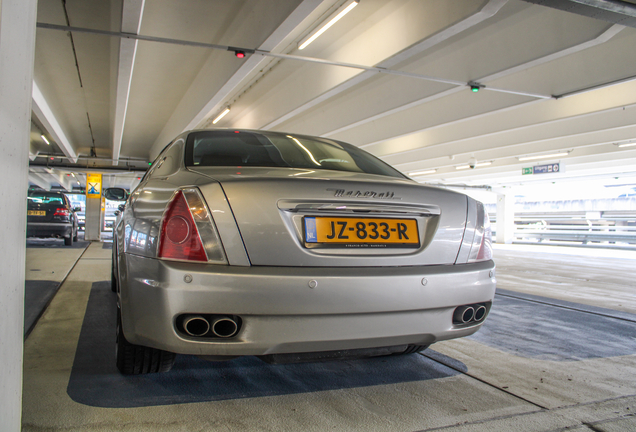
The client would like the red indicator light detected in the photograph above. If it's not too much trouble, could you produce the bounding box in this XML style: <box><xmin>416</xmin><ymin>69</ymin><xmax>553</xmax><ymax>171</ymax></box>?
<box><xmin>54</xmin><ymin>208</ymin><xmax>70</xmax><ymax>216</ymax></box>
<box><xmin>234</xmin><ymin>131</ymin><xmax>240</xmax><ymax>133</ymax></box>
<box><xmin>235</xmin><ymin>51</ymin><xmax>245</xmax><ymax>58</ymax></box>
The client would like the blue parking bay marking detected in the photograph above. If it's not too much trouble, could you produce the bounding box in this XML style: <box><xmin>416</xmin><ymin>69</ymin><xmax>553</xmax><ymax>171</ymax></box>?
<box><xmin>304</xmin><ymin>217</ymin><xmax>317</xmax><ymax>242</ymax></box>
<box><xmin>66</xmin><ymin>282</ymin><xmax>636</xmax><ymax>408</ymax></box>
<box><xmin>67</xmin><ymin>281</ymin><xmax>460</xmax><ymax>408</ymax></box>
<box><xmin>469</xmin><ymin>289</ymin><xmax>636</xmax><ymax>361</ymax></box>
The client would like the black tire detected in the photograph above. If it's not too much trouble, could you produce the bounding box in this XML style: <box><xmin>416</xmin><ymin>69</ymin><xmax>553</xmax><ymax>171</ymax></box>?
<box><xmin>111</xmin><ymin>259</ymin><xmax>118</xmax><ymax>293</ymax></box>
<box><xmin>73</xmin><ymin>227</ymin><xmax>78</xmax><ymax>242</ymax></box>
<box><xmin>64</xmin><ymin>235</ymin><xmax>73</xmax><ymax>246</ymax></box>
<box><xmin>116</xmin><ymin>309</ymin><xmax>176</xmax><ymax>374</ymax></box>
<box><xmin>395</xmin><ymin>345</ymin><xmax>429</xmax><ymax>355</ymax></box>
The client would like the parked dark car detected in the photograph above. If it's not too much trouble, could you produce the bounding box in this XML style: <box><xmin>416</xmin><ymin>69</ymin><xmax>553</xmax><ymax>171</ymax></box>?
<box><xmin>27</xmin><ymin>191</ymin><xmax>79</xmax><ymax>246</ymax></box>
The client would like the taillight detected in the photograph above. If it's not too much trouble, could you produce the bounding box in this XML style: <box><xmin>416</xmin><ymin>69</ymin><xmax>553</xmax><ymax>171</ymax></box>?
<box><xmin>158</xmin><ymin>188</ymin><xmax>227</xmax><ymax>264</ymax></box>
<box><xmin>54</xmin><ymin>208</ymin><xmax>70</xmax><ymax>216</ymax></box>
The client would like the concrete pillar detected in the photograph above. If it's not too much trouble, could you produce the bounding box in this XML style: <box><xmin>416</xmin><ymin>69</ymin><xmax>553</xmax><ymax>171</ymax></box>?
<box><xmin>0</xmin><ymin>0</ymin><xmax>38</xmax><ymax>429</ymax></box>
<box><xmin>85</xmin><ymin>173</ymin><xmax>103</xmax><ymax>241</ymax></box>
<box><xmin>496</xmin><ymin>191</ymin><xmax>515</xmax><ymax>244</ymax></box>
<box><xmin>84</xmin><ymin>196</ymin><xmax>103</xmax><ymax>240</ymax></box>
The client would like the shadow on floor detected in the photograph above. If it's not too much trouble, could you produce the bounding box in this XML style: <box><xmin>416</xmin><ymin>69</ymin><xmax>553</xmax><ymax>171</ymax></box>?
<box><xmin>25</xmin><ymin>237</ymin><xmax>90</xmax><ymax>338</ymax></box>
<box><xmin>67</xmin><ymin>282</ymin><xmax>462</xmax><ymax>408</ymax></box>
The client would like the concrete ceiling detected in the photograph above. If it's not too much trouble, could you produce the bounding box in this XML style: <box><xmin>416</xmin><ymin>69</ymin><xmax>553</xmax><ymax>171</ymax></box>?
<box><xmin>29</xmin><ymin>0</ymin><xmax>636</xmax><ymax>191</ymax></box>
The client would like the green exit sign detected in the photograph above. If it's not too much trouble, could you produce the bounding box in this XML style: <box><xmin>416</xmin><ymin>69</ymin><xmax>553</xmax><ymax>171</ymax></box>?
<box><xmin>522</xmin><ymin>167</ymin><xmax>533</xmax><ymax>175</ymax></box>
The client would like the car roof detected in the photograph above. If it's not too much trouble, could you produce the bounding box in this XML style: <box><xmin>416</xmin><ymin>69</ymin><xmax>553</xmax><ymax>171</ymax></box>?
<box><xmin>28</xmin><ymin>191</ymin><xmax>65</xmax><ymax>196</ymax></box>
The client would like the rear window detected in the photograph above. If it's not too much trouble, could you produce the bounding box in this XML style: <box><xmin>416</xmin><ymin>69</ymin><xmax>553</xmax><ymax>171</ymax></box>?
<box><xmin>28</xmin><ymin>193</ymin><xmax>65</xmax><ymax>204</ymax></box>
<box><xmin>185</xmin><ymin>131</ymin><xmax>406</xmax><ymax>179</ymax></box>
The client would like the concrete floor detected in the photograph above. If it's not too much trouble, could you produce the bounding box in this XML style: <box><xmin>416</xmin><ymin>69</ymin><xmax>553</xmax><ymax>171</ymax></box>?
<box><xmin>21</xmin><ymin>242</ymin><xmax>636</xmax><ymax>431</ymax></box>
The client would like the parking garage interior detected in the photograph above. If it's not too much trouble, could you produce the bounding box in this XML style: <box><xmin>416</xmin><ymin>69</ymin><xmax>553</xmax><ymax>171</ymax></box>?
<box><xmin>2</xmin><ymin>0</ymin><xmax>636</xmax><ymax>430</ymax></box>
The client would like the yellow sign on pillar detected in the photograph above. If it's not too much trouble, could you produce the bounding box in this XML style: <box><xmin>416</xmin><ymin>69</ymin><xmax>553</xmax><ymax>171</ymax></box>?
<box><xmin>86</xmin><ymin>173</ymin><xmax>102</xmax><ymax>198</ymax></box>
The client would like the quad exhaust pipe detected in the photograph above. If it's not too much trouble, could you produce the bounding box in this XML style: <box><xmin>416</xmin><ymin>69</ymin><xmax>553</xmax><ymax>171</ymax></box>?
<box><xmin>453</xmin><ymin>306</ymin><xmax>475</xmax><ymax>324</ymax></box>
<box><xmin>183</xmin><ymin>315</ymin><xmax>210</xmax><ymax>337</ymax></box>
<box><xmin>453</xmin><ymin>303</ymin><xmax>489</xmax><ymax>325</ymax></box>
<box><xmin>210</xmin><ymin>317</ymin><xmax>238</xmax><ymax>338</ymax></box>
<box><xmin>474</xmin><ymin>304</ymin><xmax>487</xmax><ymax>321</ymax></box>
<box><xmin>182</xmin><ymin>315</ymin><xmax>239</xmax><ymax>338</ymax></box>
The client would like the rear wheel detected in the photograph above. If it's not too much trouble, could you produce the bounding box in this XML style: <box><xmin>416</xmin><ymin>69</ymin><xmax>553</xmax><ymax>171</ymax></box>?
<box><xmin>64</xmin><ymin>235</ymin><xmax>73</xmax><ymax>246</ymax></box>
<box><xmin>116</xmin><ymin>308</ymin><xmax>176</xmax><ymax>374</ymax></box>
<box><xmin>111</xmin><ymin>259</ymin><xmax>118</xmax><ymax>293</ymax></box>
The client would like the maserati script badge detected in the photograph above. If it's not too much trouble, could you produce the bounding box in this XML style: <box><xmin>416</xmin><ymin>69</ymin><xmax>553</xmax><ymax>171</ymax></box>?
<box><xmin>328</xmin><ymin>188</ymin><xmax>401</xmax><ymax>200</ymax></box>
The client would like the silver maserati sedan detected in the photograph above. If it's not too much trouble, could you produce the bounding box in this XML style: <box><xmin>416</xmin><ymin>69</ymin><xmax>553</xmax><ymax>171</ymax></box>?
<box><xmin>112</xmin><ymin>129</ymin><xmax>495</xmax><ymax>374</ymax></box>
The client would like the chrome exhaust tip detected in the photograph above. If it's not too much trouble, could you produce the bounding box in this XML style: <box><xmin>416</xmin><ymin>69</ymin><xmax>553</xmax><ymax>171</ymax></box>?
<box><xmin>183</xmin><ymin>315</ymin><xmax>211</xmax><ymax>337</ymax></box>
<box><xmin>474</xmin><ymin>305</ymin><xmax>487</xmax><ymax>321</ymax></box>
<box><xmin>453</xmin><ymin>306</ymin><xmax>475</xmax><ymax>324</ymax></box>
<box><xmin>211</xmin><ymin>317</ymin><xmax>238</xmax><ymax>338</ymax></box>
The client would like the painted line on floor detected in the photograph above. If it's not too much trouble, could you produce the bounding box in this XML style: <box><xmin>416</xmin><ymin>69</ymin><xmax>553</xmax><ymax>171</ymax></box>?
<box><xmin>420</xmin><ymin>351</ymin><xmax>549</xmax><ymax>411</ymax></box>
<box><xmin>496</xmin><ymin>290</ymin><xmax>636</xmax><ymax>324</ymax></box>
<box><xmin>24</xmin><ymin>241</ymin><xmax>91</xmax><ymax>339</ymax></box>
<box><xmin>420</xmin><ymin>393</ymin><xmax>636</xmax><ymax>432</ymax></box>
<box><xmin>25</xmin><ymin>281</ymin><xmax>63</xmax><ymax>337</ymax></box>
<box><xmin>414</xmin><ymin>406</ymin><xmax>546</xmax><ymax>432</ymax></box>
<box><xmin>415</xmin><ymin>360</ymin><xmax>636</xmax><ymax>432</ymax></box>
<box><xmin>584</xmin><ymin>413</ymin><xmax>636</xmax><ymax>430</ymax></box>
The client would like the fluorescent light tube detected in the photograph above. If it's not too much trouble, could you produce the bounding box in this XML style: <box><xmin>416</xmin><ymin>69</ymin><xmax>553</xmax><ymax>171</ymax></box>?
<box><xmin>299</xmin><ymin>0</ymin><xmax>359</xmax><ymax>50</ymax></box>
<box><xmin>41</xmin><ymin>134</ymin><xmax>50</xmax><ymax>145</ymax></box>
<box><xmin>212</xmin><ymin>108</ymin><xmax>230</xmax><ymax>125</ymax></box>
<box><xmin>518</xmin><ymin>152</ymin><xmax>569</xmax><ymax>162</ymax></box>
<box><xmin>618</xmin><ymin>142</ymin><xmax>636</xmax><ymax>148</ymax></box>
<box><xmin>408</xmin><ymin>169</ymin><xmax>437</xmax><ymax>176</ymax></box>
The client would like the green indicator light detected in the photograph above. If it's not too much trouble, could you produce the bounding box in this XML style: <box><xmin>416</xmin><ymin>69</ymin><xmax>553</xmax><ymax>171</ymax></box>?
<box><xmin>149</xmin><ymin>162</ymin><xmax>152</xmax><ymax>165</ymax></box>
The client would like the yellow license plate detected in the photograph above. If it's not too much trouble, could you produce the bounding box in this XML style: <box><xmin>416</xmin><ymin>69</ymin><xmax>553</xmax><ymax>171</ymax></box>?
<box><xmin>304</xmin><ymin>216</ymin><xmax>419</xmax><ymax>248</ymax></box>
<box><xmin>28</xmin><ymin>210</ymin><xmax>46</xmax><ymax>216</ymax></box>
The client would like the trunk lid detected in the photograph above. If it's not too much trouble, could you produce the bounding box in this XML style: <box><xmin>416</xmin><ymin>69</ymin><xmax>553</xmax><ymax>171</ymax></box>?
<box><xmin>194</xmin><ymin>168</ymin><xmax>467</xmax><ymax>267</ymax></box>
<box><xmin>27</xmin><ymin>200</ymin><xmax>62</xmax><ymax>222</ymax></box>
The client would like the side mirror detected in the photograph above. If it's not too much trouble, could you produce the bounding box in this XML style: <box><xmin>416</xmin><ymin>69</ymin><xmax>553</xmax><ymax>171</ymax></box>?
<box><xmin>118</xmin><ymin>204</ymin><xmax>125</xmax><ymax>212</ymax></box>
<box><xmin>103</xmin><ymin>187</ymin><xmax>129</xmax><ymax>201</ymax></box>
<box><xmin>73</xmin><ymin>207</ymin><xmax>81</xmax><ymax>212</ymax></box>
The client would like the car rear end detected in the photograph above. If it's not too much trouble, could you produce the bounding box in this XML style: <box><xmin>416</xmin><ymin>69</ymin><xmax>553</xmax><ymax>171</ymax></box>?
<box><xmin>116</xmin><ymin>130</ymin><xmax>495</xmax><ymax>367</ymax></box>
<box><xmin>26</xmin><ymin>192</ymin><xmax>75</xmax><ymax>240</ymax></box>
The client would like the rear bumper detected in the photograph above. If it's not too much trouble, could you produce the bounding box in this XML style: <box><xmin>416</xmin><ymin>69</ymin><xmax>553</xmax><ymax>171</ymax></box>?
<box><xmin>119</xmin><ymin>254</ymin><xmax>496</xmax><ymax>356</ymax></box>
<box><xmin>26</xmin><ymin>222</ymin><xmax>73</xmax><ymax>238</ymax></box>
